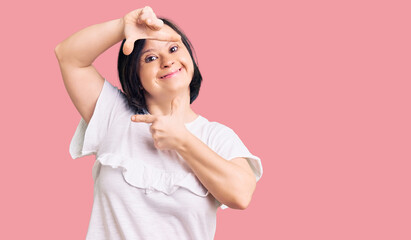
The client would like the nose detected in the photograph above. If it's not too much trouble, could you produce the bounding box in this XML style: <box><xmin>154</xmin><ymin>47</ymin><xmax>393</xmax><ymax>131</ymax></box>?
<box><xmin>160</xmin><ymin>56</ymin><xmax>174</xmax><ymax>68</ymax></box>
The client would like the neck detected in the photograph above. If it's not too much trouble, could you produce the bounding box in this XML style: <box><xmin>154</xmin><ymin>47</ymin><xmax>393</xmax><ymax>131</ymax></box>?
<box><xmin>145</xmin><ymin>91</ymin><xmax>198</xmax><ymax>123</ymax></box>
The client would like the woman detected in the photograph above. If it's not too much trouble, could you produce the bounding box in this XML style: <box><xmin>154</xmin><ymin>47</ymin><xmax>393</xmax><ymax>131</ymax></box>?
<box><xmin>55</xmin><ymin>6</ymin><xmax>263</xmax><ymax>240</ymax></box>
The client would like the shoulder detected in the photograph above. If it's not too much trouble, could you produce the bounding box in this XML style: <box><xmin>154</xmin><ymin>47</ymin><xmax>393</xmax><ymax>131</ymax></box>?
<box><xmin>199</xmin><ymin>116</ymin><xmax>235</xmax><ymax>134</ymax></box>
<box><xmin>104</xmin><ymin>80</ymin><xmax>141</xmax><ymax>115</ymax></box>
<box><xmin>198</xmin><ymin>117</ymin><xmax>239</xmax><ymax>144</ymax></box>
<box><xmin>102</xmin><ymin>79</ymin><xmax>122</xmax><ymax>97</ymax></box>
<box><xmin>209</xmin><ymin>120</ymin><xmax>232</xmax><ymax>132</ymax></box>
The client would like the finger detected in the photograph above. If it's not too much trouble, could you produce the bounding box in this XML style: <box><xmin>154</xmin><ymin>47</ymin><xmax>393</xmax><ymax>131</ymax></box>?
<box><xmin>139</xmin><ymin>12</ymin><xmax>150</xmax><ymax>25</ymax></box>
<box><xmin>139</xmin><ymin>11</ymin><xmax>162</xmax><ymax>30</ymax></box>
<box><xmin>145</xmin><ymin>18</ymin><xmax>157</xmax><ymax>29</ymax></box>
<box><xmin>136</xmin><ymin>8</ymin><xmax>144</xmax><ymax>24</ymax></box>
<box><xmin>146</xmin><ymin>30</ymin><xmax>181</xmax><ymax>42</ymax></box>
<box><xmin>143</xmin><ymin>6</ymin><xmax>153</xmax><ymax>12</ymax></box>
<box><xmin>123</xmin><ymin>37</ymin><xmax>138</xmax><ymax>55</ymax></box>
<box><xmin>146</xmin><ymin>18</ymin><xmax>163</xmax><ymax>31</ymax></box>
<box><xmin>140</xmin><ymin>6</ymin><xmax>154</xmax><ymax>25</ymax></box>
<box><xmin>168</xmin><ymin>32</ymin><xmax>181</xmax><ymax>42</ymax></box>
<box><xmin>151</xmin><ymin>18</ymin><xmax>164</xmax><ymax>30</ymax></box>
<box><xmin>149</xmin><ymin>126</ymin><xmax>155</xmax><ymax>135</ymax></box>
<box><xmin>145</xmin><ymin>7</ymin><xmax>162</xmax><ymax>30</ymax></box>
<box><xmin>131</xmin><ymin>114</ymin><xmax>156</xmax><ymax>123</ymax></box>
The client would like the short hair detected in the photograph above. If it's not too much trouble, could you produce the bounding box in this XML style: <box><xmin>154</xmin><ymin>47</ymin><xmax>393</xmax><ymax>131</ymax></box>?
<box><xmin>117</xmin><ymin>18</ymin><xmax>203</xmax><ymax>114</ymax></box>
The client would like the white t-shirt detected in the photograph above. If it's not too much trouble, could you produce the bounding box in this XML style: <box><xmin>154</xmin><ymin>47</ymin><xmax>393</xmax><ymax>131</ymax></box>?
<box><xmin>69</xmin><ymin>79</ymin><xmax>263</xmax><ymax>240</ymax></box>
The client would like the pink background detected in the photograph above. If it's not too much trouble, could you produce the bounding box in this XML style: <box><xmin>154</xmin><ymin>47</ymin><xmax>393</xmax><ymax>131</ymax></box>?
<box><xmin>1</xmin><ymin>0</ymin><xmax>410</xmax><ymax>239</ymax></box>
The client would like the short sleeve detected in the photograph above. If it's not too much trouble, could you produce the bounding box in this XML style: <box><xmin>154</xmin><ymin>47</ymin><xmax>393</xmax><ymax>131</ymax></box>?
<box><xmin>69</xmin><ymin>79</ymin><xmax>121</xmax><ymax>159</ymax></box>
<box><xmin>209</xmin><ymin>124</ymin><xmax>263</xmax><ymax>210</ymax></box>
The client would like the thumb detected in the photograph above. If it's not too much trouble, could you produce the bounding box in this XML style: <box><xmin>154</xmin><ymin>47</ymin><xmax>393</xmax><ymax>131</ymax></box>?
<box><xmin>123</xmin><ymin>38</ymin><xmax>138</xmax><ymax>55</ymax></box>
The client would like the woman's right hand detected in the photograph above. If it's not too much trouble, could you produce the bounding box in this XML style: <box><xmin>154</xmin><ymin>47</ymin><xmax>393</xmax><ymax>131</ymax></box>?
<box><xmin>122</xmin><ymin>6</ymin><xmax>181</xmax><ymax>55</ymax></box>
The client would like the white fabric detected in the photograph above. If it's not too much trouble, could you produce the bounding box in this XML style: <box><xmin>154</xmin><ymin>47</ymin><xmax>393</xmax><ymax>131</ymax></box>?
<box><xmin>69</xmin><ymin>79</ymin><xmax>263</xmax><ymax>240</ymax></box>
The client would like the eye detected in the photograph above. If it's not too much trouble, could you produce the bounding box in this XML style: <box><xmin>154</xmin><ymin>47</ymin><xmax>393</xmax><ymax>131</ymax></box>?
<box><xmin>170</xmin><ymin>45</ymin><xmax>178</xmax><ymax>53</ymax></box>
<box><xmin>145</xmin><ymin>55</ymin><xmax>157</xmax><ymax>63</ymax></box>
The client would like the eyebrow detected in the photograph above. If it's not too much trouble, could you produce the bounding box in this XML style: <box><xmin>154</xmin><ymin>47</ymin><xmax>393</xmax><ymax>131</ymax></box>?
<box><xmin>140</xmin><ymin>42</ymin><xmax>174</xmax><ymax>56</ymax></box>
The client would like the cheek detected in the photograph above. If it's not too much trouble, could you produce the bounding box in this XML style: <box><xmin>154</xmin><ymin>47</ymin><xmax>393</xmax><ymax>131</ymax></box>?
<box><xmin>186</xmin><ymin>58</ymin><xmax>195</xmax><ymax>76</ymax></box>
<box><xmin>139</xmin><ymin>64</ymin><xmax>157</xmax><ymax>81</ymax></box>
<box><xmin>181</xmin><ymin>55</ymin><xmax>194</xmax><ymax>76</ymax></box>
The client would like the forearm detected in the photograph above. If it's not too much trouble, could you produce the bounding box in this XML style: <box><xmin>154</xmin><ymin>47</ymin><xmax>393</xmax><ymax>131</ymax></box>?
<box><xmin>176</xmin><ymin>131</ymin><xmax>255</xmax><ymax>210</ymax></box>
<box><xmin>55</xmin><ymin>17</ymin><xmax>125</xmax><ymax>67</ymax></box>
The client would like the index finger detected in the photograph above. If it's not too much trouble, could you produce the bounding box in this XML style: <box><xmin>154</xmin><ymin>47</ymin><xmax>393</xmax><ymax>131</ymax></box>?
<box><xmin>146</xmin><ymin>18</ymin><xmax>164</xmax><ymax>31</ymax></box>
<box><xmin>147</xmin><ymin>29</ymin><xmax>181</xmax><ymax>43</ymax></box>
<box><xmin>131</xmin><ymin>114</ymin><xmax>156</xmax><ymax>123</ymax></box>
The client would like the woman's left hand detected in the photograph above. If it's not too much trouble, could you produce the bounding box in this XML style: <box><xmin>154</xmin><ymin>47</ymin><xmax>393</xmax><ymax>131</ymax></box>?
<box><xmin>130</xmin><ymin>96</ymin><xmax>190</xmax><ymax>150</ymax></box>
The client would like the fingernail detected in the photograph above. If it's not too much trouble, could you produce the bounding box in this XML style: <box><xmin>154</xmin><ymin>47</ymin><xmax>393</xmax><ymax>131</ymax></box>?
<box><xmin>132</xmin><ymin>116</ymin><xmax>136</xmax><ymax>121</ymax></box>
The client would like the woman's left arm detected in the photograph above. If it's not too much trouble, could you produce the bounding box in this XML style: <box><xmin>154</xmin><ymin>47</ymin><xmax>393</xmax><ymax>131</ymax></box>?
<box><xmin>131</xmin><ymin>97</ymin><xmax>257</xmax><ymax>209</ymax></box>
<box><xmin>176</xmin><ymin>131</ymin><xmax>256</xmax><ymax>210</ymax></box>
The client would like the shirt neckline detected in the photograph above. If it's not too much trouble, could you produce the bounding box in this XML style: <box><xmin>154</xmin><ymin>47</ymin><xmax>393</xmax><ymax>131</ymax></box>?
<box><xmin>184</xmin><ymin>115</ymin><xmax>203</xmax><ymax>127</ymax></box>
<box><xmin>142</xmin><ymin>108</ymin><xmax>203</xmax><ymax>128</ymax></box>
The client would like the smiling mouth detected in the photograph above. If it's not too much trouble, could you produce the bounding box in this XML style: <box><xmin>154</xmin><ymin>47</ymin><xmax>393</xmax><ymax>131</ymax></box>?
<box><xmin>160</xmin><ymin>68</ymin><xmax>182</xmax><ymax>79</ymax></box>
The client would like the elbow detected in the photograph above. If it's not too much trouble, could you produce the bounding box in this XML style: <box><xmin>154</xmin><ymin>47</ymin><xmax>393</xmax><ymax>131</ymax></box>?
<box><xmin>54</xmin><ymin>44</ymin><xmax>64</xmax><ymax>61</ymax></box>
<box><xmin>219</xmin><ymin>171</ymin><xmax>257</xmax><ymax>210</ymax></box>
<box><xmin>233</xmin><ymin>179</ymin><xmax>256</xmax><ymax>210</ymax></box>
<box><xmin>220</xmin><ymin>190</ymin><xmax>253</xmax><ymax>210</ymax></box>
<box><xmin>235</xmin><ymin>198</ymin><xmax>251</xmax><ymax>210</ymax></box>
<box><xmin>231</xmin><ymin>192</ymin><xmax>253</xmax><ymax>210</ymax></box>
<box><xmin>54</xmin><ymin>45</ymin><xmax>61</xmax><ymax>60</ymax></box>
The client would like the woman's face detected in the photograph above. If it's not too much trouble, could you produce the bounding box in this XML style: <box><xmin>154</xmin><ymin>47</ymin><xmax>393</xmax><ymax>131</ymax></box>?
<box><xmin>138</xmin><ymin>26</ymin><xmax>194</xmax><ymax>102</ymax></box>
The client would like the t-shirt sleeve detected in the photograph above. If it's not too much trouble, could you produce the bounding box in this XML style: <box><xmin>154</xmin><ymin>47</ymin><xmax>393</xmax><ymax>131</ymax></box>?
<box><xmin>208</xmin><ymin>124</ymin><xmax>263</xmax><ymax>210</ymax></box>
<box><xmin>69</xmin><ymin>79</ymin><xmax>121</xmax><ymax>159</ymax></box>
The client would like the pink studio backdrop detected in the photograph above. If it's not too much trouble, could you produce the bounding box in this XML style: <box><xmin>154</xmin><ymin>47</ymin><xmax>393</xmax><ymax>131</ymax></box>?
<box><xmin>1</xmin><ymin>0</ymin><xmax>410</xmax><ymax>239</ymax></box>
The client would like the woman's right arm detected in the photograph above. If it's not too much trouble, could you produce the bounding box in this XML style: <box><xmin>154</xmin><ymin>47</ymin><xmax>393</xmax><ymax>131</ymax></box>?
<box><xmin>55</xmin><ymin>7</ymin><xmax>180</xmax><ymax>124</ymax></box>
<box><xmin>54</xmin><ymin>18</ymin><xmax>125</xmax><ymax>124</ymax></box>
